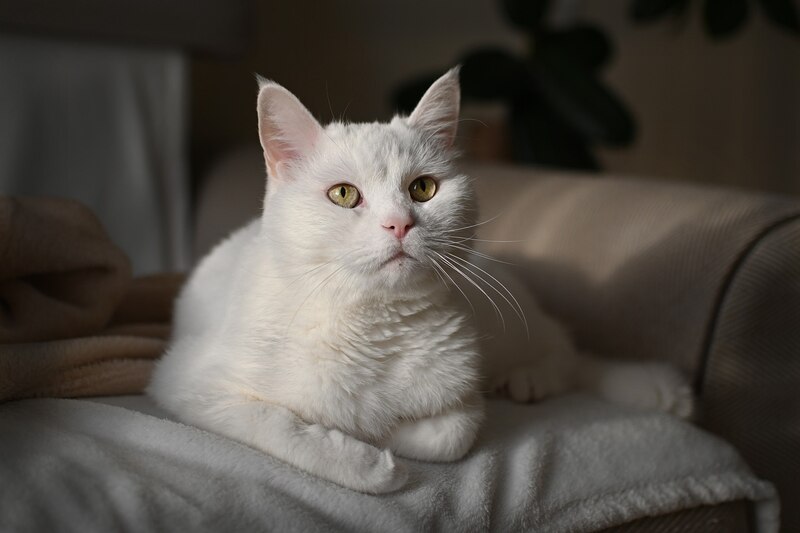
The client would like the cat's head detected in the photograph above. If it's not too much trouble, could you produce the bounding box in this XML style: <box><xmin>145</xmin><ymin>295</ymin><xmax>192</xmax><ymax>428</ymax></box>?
<box><xmin>256</xmin><ymin>68</ymin><xmax>476</xmax><ymax>295</ymax></box>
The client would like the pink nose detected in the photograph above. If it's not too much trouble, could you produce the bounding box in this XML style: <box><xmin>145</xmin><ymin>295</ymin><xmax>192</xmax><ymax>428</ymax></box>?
<box><xmin>382</xmin><ymin>215</ymin><xmax>414</xmax><ymax>239</ymax></box>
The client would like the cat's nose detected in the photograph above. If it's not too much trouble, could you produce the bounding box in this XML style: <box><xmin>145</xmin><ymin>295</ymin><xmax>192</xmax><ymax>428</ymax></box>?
<box><xmin>382</xmin><ymin>215</ymin><xmax>415</xmax><ymax>240</ymax></box>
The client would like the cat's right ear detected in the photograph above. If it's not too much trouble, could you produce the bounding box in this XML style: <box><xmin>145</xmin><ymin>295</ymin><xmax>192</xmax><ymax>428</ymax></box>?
<box><xmin>256</xmin><ymin>77</ymin><xmax>323</xmax><ymax>180</ymax></box>
<box><xmin>407</xmin><ymin>67</ymin><xmax>461</xmax><ymax>149</ymax></box>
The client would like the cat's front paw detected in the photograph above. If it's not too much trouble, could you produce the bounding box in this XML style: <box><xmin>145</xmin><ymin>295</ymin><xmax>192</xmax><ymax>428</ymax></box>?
<box><xmin>596</xmin><ymin>362</ymin><xmax>695</xmax><ymax>420</ymax></box>
<box><xmin>490</xmin><ymin>362</ymin><xmax>564</xmax><ymax>403</ymax></box>
<box><xmin>389</xmin><ymin>403</ymin><xmax>483</xmax><ymax>462</ymax></box>
<box><xmin>650</xmin><ymin>367</ymin><xmax>695</xmax><ymax>420</ymax></box>
<box><xmin>305</xmin><ymin>425</ymin><xmax>408</xmax><ymax>493</ymax></box>
<box><xmin>359</xmin><ymin>449</ymin><xmax>408</xmax><ymax>494</ymax></box>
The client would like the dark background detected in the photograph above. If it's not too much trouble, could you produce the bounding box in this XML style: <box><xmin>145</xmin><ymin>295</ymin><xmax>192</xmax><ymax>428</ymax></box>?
<box><xmin>0</xmin><ymin>0</ymin><xmax>798</xmax><ymax>273</ymax></box>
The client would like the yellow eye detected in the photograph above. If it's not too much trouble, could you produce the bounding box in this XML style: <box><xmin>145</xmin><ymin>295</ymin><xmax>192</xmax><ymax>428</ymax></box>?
<box><xmin>327</xmin><ymin>183</ymin><xmax>361</xmax><ymax>208</ymax></box>
<box><xmin>409</xmin><ymin>176</ymin><xmax>437</xmax><ymax>202</ymax></box>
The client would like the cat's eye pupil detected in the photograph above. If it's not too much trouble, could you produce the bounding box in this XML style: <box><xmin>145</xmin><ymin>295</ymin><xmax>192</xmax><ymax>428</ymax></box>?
<box><xmin>409</xmin><ymin>176</ymin><xmax>437</xmax><ymax>202</ymax></box>
<box><xmin>327</xmin><ymin>183</ymin><xmax>360</xmax><ymax>208</ymax></box>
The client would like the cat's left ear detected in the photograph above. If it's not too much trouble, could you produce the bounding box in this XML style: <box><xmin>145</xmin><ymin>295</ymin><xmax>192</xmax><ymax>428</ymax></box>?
<box><xmin>407</xmin><ymin>67</ymin><xmax>461</xmax><ymax>149</ymax></box>
<box><xmin>256</xmin><ymin>77</ymin><xmax>323</xmax><ymax>180</ymax></box>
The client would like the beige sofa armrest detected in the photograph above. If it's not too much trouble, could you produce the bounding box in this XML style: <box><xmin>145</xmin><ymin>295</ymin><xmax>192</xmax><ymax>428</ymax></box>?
<box><xmin>701</xmin><ymin>217</ymin><xmax>800</xmax><ymax>532</ymax></box>
<box><xmin>466</xmin><ymin>162</ymin><xmax>798</xmax><ymax>378</ymax></box>
<box><xmin>466</xmin><ymin>162</ymin><xmax>800</xmax><ymax>530</ymax></box>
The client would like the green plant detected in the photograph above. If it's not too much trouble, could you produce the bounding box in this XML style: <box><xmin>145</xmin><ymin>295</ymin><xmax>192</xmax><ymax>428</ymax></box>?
<box><xmin>394</xmin><ymin>0</ymin><xmax>635</xmax><ymax>171</ymax></box>
<box><xmin>394</xmin><ymin>0</ymin><xmax>798</xmax><ymax>171</ymax></box>
<box><xmin>630</xmin><ymin>0</ymin><xmax>799</xmax><ymax>38</ymax></box>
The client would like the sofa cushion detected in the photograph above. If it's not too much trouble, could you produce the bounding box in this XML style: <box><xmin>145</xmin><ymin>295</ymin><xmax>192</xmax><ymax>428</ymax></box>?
<box><xmin>0</xmin><ymin>394</ymin><xmax>777</xmax><ymax>532</ymax></box>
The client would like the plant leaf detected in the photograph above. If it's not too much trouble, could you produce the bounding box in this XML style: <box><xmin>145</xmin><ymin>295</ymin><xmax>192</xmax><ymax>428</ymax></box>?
<box><xmin>629</xmin><ymin>0</ymin><xmax>686</xmax><ymax>22</ymax></box>
<box><xmin>704</xmin><ymin>0</ymin><xmax>749</xmax><ymax>38</ymax></box>
<box><xmin>532</xmin><ymin>50</ymin><xmax>636</xmax><ymax>146</ymax></box>
<box><xmin>502</xmin><ymin>0</ymin><xmax>552</xmax><ymax>31</ymax></box>
<box><xmin>392</xmin><ymin>73</ymin><xmax>442</xmax><ymax>115</ymax></box>
<box><xmin>539</xmin><ymin>25</ymin><xmax>613</xmax><ymax>70</ymax></box>
<box><xmin>510</xmin><ymin>95</ymin><xmax>599</xmax><ymax>170</ymax></box>
<box><xmin>758</xmin><ymin>0</ymin><xmax>800</xmax><ymax>33</ymax></box>
<box><xmin>460</xmin><ymin>49</ymin><xmax>526</xmax><ymax>101</ymax></box>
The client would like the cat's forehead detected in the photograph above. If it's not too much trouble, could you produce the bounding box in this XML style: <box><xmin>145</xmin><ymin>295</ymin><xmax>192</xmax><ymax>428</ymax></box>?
<box><xmin>327</xmin><ymin>121</ymin><xmax>412</xmax><ymax>150</ymax></box>
<box><xmin>318</xmin><ymin>120</ymin><xmax>446</xmax><ymax>184</ymax></box>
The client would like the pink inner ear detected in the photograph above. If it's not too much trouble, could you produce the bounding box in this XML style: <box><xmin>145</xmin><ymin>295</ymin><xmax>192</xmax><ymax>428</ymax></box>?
<box><xmin>427</xmin><ymin>114</ymin><xmax>457</xmax><ymax>146</ymax></box>
<box><xmin>263</xmin><ymin>142</ymin><xmax>297</xmax><ymax>179</ymax></box>
<box><xmin>412</xmin><ymin>106</ymin><xmax>458</xmax><ymax>148</ymax></box>
<box><xmin>257</xmin><ymin>83</ymin><xmax>323</xmax><ymax>179</ymax></box>
<box><xmin>265</xmin><ymin>137</ymin><xmax>301</xmax><ymax>166</ymax></box>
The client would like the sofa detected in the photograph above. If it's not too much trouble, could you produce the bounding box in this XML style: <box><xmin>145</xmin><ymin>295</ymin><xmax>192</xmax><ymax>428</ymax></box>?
<box><xmin>195</xmin><ymin>149</ymin><xmax>800</xmax><ymax>531</ymax></box>
<box><xmin>2</xmin><ymin>152</ymin><xmax>797</xmax><ymax>532</ymax></box>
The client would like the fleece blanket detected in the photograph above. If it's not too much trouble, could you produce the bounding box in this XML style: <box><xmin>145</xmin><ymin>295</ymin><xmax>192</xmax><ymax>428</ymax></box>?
<box><xmin>0</xmin><ymin>272</ymin><xmax>183</xmax><ymax>402</ymax></box>
<box><xmin>0</xmin><ymin>196</ymin><xmax>131</xmax><ymax>342</ymax></box>
<box><xmin>0</xmin><ymin>195</ymin><xmax>184</xmax><ymax>402</ymax></box>
<box><xmin>0</xmin><ymin>394</ymin><xmax>778</xmax><ymax>532</ymax></box>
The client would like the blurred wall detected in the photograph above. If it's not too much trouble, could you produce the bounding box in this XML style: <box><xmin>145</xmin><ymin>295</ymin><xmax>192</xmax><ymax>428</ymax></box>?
<box><xmin>580</xmin><ymin>2</ymin><xmax>800</xmax><ymax>195</ymax></box>
<box><xmin>191</xmin><ymin>0</ymin><xmax>799</xmax><ymax>195</ymax></box>
<box><xmin>0</xmin><ymin>33</ymin><xmax>190</xmax><ymax>274</ymax></box>
<box><xmin>190</xmin><ymin>0</ymin><xmax>522</xmax><ymax>169</ymax></box>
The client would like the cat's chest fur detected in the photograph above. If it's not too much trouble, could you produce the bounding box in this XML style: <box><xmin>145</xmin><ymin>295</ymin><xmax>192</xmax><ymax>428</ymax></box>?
<box><xmin>225</xmin><ymin>249</ymin><xmax>481</xmax><ymax>443</ymax></box>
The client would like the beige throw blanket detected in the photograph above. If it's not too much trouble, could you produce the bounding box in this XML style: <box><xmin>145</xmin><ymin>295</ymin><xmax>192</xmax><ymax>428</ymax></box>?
<box><xmin>0</xmin><ymin>196</ymin><xmax>183</xmax><ymax>401</ymax></box>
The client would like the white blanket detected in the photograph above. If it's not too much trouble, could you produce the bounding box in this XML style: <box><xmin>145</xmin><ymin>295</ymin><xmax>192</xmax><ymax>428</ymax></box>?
<box><xmin>0</xmin><ymin>394</ymin><xmax>778</xmax><ymax>532</ymax></box>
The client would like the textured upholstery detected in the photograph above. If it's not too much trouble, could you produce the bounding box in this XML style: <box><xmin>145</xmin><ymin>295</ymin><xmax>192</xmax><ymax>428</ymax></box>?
<box><xmin>194</xmin><ymin>149</ymin><xmax>799</xmax><ymax>531</ymax></box>
<box><xmin>467</xmin><ymin>163</ymin><xmax>799</xmax><ymax>377</ymax></box>
<box><xmin>702</xmin><ymin>221</ymin><xmax>800</xmax><ymax>532</ymax></box>
<box><xmin>465</xmin><ymin>162</ymin><xmax>800</xmax><ymax>532</ymax></box>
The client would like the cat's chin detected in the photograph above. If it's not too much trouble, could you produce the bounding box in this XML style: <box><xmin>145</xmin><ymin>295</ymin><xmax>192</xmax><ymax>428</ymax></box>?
<box><xmin>370</xmin><ymin>253</ymin><xmax>436</xmax><ymax>291</ymax></box>
<box><xmin>378</xmin><ymin>254</ymin><xmax>419</xmax><ymax>277</ymax></box>
<box><xmin>381</xmin><ymin>251</ymin><xmax>415</xmax><ymax>268</ymax></box>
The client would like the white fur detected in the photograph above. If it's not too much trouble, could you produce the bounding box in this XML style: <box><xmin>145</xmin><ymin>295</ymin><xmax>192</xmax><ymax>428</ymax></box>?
<box><xmin>148</xmin><ymin>69</ymin><xmax>692</xmax><ymax>494</ymax></box>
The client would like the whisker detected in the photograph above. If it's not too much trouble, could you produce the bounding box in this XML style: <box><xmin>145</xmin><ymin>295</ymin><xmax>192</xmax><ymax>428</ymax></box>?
<box><xmin>434</xmin><ymin>251</ymin><xmax>506</xmax><ymax>332</ymax></box>
<box><xmin>427</xmin><ymin>257</ymin><xmax>449</xmax><ymax>291</ymax></box>
<box><xmin>325</xmin><ymin>80</ymin><xmax>335</xmax><ymax>122</ymax></box>
<box><xmin>263</xmin><ymin>248</ymin><xmax>356</xmax><ymax>301</ymax></box>
<box><xmin>428</xmin><ymin>255</ymin><xmax>476</xmax><ymax>316</ymax></box>
<box><xmin>457</xmin><ymin>117</ymin><xmax>488</xmax><ymax>127</ymax></box>
<box><xmin>444</xmin><ymin>252</ymin><xmax>529</xmax><ymax>338</ymax></box>
<box><xmin>341</xmin><ymin>99</ymin><xmax>353</xmax><ymax>121</ymax></box>
<box><xmin>429</xmin><ymin>233</ymin><xmax>477</xmax><ymax>246</ymax></box>
<box><xmin>285</xmin><ymin>263</ymin><xmax>347</xmax><ymax>334</ymax></box>
<box><xmin>329</xmin><ymin>268</ymin><xmax>359</xmax><ymax>314</ymax></box>
<box><xmin>461</xmin><ymin>237</ymin><xmax>524</xmax><ymax>244</ymax></box>
<box><xmin>429</xmin><ymin>234</ymin><xmax>511</xmax><ymax>260</ymax></box>
<box><xmin>433</xmin><ymin>242</ymin><xmax>516</xmax><ymax>266</ymax></box>
<box><xmin>271</xmin><ymin>258</ymin><xmax>336</xmax><ymax>283</ymax></box>
<box><xmin>442</xmin><ymin>213</ymin><xmax>504</xmax><ymax>234</ymax></box>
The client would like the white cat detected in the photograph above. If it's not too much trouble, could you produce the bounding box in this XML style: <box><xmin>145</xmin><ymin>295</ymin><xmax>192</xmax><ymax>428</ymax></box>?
<box><xmin>147</xmin><ymin>68</ymin><xmax>692</xmax><ymax>494</ymax></box>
